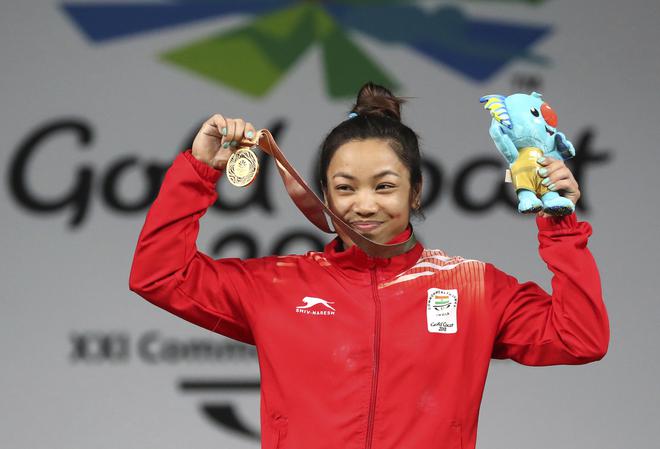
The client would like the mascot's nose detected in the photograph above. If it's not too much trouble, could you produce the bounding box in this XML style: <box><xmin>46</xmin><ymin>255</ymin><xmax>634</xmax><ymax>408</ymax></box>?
<box><xmin>541</xmin><ymin>103</ymin><xmax>558</xmax><ymax>127</ymax></box>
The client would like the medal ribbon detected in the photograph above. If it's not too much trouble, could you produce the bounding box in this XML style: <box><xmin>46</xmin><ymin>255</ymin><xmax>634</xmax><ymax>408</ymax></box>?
<box><xmin>244</xmin><ymin>129</ymin><xmax>417</xmax><ymax>258</ymax></box>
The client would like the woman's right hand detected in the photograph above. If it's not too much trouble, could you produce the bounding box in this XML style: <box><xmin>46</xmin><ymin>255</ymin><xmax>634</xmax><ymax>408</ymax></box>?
<box><xmin>191</xmin><ymin>114</ymin><xmax>258</xmax><ymax>171</ymax></box>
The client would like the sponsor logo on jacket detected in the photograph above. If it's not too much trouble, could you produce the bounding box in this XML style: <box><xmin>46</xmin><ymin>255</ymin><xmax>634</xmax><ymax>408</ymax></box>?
<box><xmin>296</xmin><ymin>296</ymin><xmax>336</xmax><ymax>316</ymax></box>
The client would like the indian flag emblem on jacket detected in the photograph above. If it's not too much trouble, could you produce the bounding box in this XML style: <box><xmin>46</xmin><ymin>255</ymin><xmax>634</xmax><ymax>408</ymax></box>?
<box><xmin>432</xmin><ymin>293</ymin><xmax>452</xmax><ymax>311</ymax></box>
<box><xmin>427</xmin><ymin>289</ymin><xmax>458</xmax><ymax>334</ymax></box>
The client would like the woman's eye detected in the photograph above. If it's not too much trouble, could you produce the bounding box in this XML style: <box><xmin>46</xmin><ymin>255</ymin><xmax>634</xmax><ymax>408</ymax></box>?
<box><xmin>530</xmin><ymin>107</ymin><xmax>540</xmax><ymax>117</ymax></box>
<box><xmin>377</xmin><ymin>184</ymin><xmax>395</xmax><ymax>190</ymax></box>
<box><xmin>336</xmin><ymin>185</ymin><xmax>352</xmax><ymax>191</ymax></box>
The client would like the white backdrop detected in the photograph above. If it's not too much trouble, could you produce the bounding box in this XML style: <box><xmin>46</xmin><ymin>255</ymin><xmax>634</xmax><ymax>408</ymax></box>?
<box><xmin>2</xmin><ymin>1</ymin><xmax>659</xmax><ymax>448</ymax></box>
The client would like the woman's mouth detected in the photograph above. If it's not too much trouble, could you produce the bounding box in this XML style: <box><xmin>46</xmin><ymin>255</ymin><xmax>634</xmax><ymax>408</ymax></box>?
<box><xmin>351</xmin><ymin>221</ymin><xmax>382</xmax><ymax>232</ymax></box>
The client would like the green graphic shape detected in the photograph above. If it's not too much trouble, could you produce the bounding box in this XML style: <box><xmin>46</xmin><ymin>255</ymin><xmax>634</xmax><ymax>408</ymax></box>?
<box><xmin>161</xmin><ymin>4</ymin><xmax>316</xmax><ymax>97</ymax></box>
<box><xmin>160</xmin><ymin>3</ymin><xmax>397</xmax><ymax>98</ymax></box>
<box><xmin>315</xmin><ymin>6</ymin><xmax>397</xmax><ymax>98</ymax></box>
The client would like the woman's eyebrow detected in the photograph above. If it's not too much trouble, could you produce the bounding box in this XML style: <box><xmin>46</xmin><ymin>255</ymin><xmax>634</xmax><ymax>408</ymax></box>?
<box><xmin>332</xmin><ymin>170</ymin><xmax>400</xmax><ymax>180</ymax></box>
<box><xmin>373</xmin><ymin>170</ymin><xmax>400</xmax><ymax>179</ymax></box>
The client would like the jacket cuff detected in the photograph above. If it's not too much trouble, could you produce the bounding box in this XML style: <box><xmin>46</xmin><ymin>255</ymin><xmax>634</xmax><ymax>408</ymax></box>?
<box><xmin>536</xmin><ymin>212</ymin><xmax>578</xmax><ymax>231</ymax></box>
<box><xmin>182</xmin><ymin>149</ymin><xmax>223</xmax><ymax>184</ymax></box>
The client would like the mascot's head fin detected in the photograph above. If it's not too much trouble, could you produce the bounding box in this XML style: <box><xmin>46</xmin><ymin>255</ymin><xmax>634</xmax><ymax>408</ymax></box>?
<box><xmin>479</xmin><ymin>94</ymin><xmax>512</xmax><ymax>129</ymax></box>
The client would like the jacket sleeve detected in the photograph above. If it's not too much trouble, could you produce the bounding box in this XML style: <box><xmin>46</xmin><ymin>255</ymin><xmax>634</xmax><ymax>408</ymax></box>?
<box><xmin>487</xmin><ymin>213</ymin><xmax>610</xmax><ymax>366</ymax></box>
<box><xmin>128</xmin><ymin>149</ymin><xmax>255</xmax><ymax>345</ymax></box>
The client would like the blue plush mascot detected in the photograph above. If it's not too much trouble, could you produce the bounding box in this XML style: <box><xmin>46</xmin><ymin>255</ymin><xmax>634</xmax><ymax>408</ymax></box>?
<box><xmin>480</xmin><ymin>92</ymin><xmax>576</xmax><ymax>216</ymax></box>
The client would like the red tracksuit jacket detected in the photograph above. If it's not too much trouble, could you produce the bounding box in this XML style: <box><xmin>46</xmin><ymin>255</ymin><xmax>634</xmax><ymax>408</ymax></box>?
<box><xmin>129</xmin><ymin>150</ymin><xmax>610</xmax><ymax>449</ymax></box>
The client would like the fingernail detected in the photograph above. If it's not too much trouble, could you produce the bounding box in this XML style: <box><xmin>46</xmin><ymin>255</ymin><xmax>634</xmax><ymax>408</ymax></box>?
<box><xmin>548</xmin><ymin>183</ymin><xmax>556</xmax><ymax>191</ymax></box>
<box><xmin>542</xmin><ymin>177</ymin><xmax>551</xmax><ymax>186</ymax></box>
<box><xmin>223</xmin><ymin>142</ymin><xmax>230</xmax><ymax>149</ymax></box>
<box><xmin>221</xmin><ymin>127</ymin><xmax>227</xmax><ymax>135</ymax></box>
<box><xmin>246</xmin><ymin>130</ymin><xmax>254</xmax><ymax>139</ymax></box>
<box><xmin>538</xmin><ymin>168</ymin><xmax>548</xmax><ymax>176</ymax></box>
<box><xmin>230</xmin><ymin>140</ymin><xmax>238</xmax><ymax>147</ymax></box>
<box><xmin>538</xmin><ymin>156</ymin><xmax>546</xmax><ymax>163</ymax></box>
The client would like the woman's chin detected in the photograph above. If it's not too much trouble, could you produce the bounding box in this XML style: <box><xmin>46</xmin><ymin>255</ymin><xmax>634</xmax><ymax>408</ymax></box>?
<box><xmin>353</xmin><ymin>227</ymin><xmax>379</xmax><ymax>240</ymax></box>
<box><xmin>359</xmin><ymin>230</ymin><xmax>392</xmax><ymax>244</ymax></box>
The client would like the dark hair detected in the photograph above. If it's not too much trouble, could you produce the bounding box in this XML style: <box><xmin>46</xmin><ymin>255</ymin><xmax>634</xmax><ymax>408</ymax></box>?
<box><xmin>318</xmin><ymin>82</ymin><xmax>424</xmax><ymax>219</ymax></box>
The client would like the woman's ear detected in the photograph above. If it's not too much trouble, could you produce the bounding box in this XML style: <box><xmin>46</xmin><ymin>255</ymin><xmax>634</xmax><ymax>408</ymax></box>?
<box><xmin>411</xmin><ymin>182</ymin><xmax>422</xmax><ymax>210</ymax></box>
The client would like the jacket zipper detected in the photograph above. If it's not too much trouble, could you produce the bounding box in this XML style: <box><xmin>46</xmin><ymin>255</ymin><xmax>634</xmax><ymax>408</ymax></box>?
<box><xmin>365</xmin><ymin>265</ymin><xmax>381</xmax><ymax>449</ymax></box>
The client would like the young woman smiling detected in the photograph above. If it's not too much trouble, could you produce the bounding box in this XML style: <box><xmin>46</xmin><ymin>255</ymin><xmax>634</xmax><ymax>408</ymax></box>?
<box><xmin>129</xmin><ymin>83</ymin><xmax>609</xmax><ymax>449</ymax></box>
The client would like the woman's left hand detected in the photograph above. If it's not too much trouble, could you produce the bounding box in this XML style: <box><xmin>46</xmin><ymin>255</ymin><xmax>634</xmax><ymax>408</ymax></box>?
<box><xmin>537</xmin><ymin>156</ymin><xmax>581</xmax><ymax>216</ymax></box>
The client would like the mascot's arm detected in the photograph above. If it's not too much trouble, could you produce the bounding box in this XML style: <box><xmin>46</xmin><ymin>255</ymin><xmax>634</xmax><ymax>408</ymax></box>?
<box><xmin>555</xmin><ymin>132</ymin><xmax>576</xmax><ymax>160</ymax></box>
<box><xmin>489</xmin><ymin>121</ymin><xmax>518</xmax><ymax>165</ymax></box>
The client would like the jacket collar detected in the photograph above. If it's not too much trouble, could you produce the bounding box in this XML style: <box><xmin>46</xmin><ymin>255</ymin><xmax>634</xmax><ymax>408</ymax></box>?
<box><xmin>323</xmin><ymin>225</ymin><xmax>424</xmax><ymax>277</ymax></box>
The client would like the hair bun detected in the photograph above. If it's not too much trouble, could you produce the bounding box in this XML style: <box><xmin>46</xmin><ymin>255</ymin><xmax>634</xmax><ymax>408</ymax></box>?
<box><xmin>352</xmin><ymin>82</ymin><xmax>404</xmax><ymax>121</ymax></box>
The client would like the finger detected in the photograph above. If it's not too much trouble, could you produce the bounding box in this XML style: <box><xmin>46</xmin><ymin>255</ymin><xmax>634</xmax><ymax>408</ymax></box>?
<box><xmin>540</xmin><ymin>166</ymin><xmax>570</xmax><ymax>187</ymax></box>
<box><xmin>537</xmin><ymin>155</ymin><xmax>556</xmax><ymax>166</ymax></box>
<box><xmin>232</xmin><ymin>119</ymin><xmax>246</xmax><ymax>148</ymax></box>
<box><xmin>202</xmin><ymin>125</ymin><xmax>223</xmax><ymax>140</ymax></box>
<box><xmin>544</xmin><ymin>159</ymin><xmax>565</xmax><ymax>172</ymax></box>
<box><xmin>244</xmin><ymin>122</ymin><xmax>257</xmax><ymax>144</ymax></box>
<box><xmin>208</xmin><ymin>114</ymin><xmax>227</xmax><ymax>138</ymax></box>
<box><xmin>203</xmin><ymin>120</ymin><xmax>224</xmax><ymax>139</ymax></box>
<box><xmin>224</xmin><ymin>119</ymin><xmax>236</xmax><ymax>149</ymax></box>
<box><xmin>546</xmin><ymin>177</ymin><xmax>578</xmax><ymax>193</ymax></box>
<box><xmin>545</xmin><ymin>165</ymin><xmax>571</xmax><ymax>180</ymax></box>
<box><xmin>537</xmin><ymin>158</ymin><xmax>565</xmax><ymax>178</ymax></box>
<box><xmin>200</xmin><ymin>118</ymin><xmax>223</xmax><ymax>142</ymax></box>
<box><xmin>545</xmin><ymin>168</ymin><xmax>578</xmax><ymax>191</ymax></box>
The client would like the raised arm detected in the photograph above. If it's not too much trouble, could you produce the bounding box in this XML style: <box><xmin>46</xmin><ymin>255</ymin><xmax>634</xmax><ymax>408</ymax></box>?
<box><xmin>487</xmin><ymin>213</ymin><xmax>610</xmax><ymax>365</ymax></box>
<box><xmin>129</xmin><ymin>115</ymin><xmax>259</xmax><ymax>344</ymax></box>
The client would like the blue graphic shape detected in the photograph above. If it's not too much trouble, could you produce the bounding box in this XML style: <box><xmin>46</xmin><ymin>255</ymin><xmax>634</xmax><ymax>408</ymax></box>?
<box><xmin>61</xmin><ymin>1</ymin><xmax>288</xmax><ymax>42</ymax></box>
<box><xmin>326</xmin><ymin>5</ymin><xmax>550</xmax><ymax>81</ymax></box>
<box><xmin>61</xmin><ymin>1</ymin><xmax>551</xmax><ymax>82</ymax></box>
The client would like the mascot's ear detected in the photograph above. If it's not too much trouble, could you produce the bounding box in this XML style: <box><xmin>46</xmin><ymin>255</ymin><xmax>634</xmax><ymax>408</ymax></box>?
<box><xmin>531</xmin><ymin>91</ymin><xmax>544</xmax><ymax>100</ymax></box>
<box><xmin>480</xmin><ymin>94</ymin><xmax>512</xmax><ymax>129</ymax></box>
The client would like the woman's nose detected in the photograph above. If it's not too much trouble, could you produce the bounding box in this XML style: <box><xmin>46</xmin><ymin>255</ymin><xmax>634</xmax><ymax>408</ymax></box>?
<box><xmin>353</xmin><ymin>192</ymin><xmax>378</xmax><ymax>215</ymax></box>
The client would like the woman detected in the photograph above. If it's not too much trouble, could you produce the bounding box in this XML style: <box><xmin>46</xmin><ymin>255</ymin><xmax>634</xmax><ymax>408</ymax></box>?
<box><xmin>129</xmin><ymin>83</ymin><xmax>609</xmax><ymax>449</ymax></box>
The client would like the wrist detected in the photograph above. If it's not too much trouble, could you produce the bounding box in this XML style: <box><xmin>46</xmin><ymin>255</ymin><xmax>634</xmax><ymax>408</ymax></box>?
<box><xmin>183</xmin><ymin>149</ymin><xmax>223</xmax><ymax>184</ymax></box>
<box><xmin>536</xmin><ymin>212</ymin><xmax>578</xmax><ymax>231</ymax></box>
<box><xmin>190</xmin><ymin>150</ymin><xmax>211</xmax><ymax>166</ymax></box>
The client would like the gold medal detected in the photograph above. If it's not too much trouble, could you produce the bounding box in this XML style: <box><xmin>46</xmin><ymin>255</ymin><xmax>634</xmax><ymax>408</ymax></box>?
<box><xmin>226</xmin><ymin>147</ymin><xmax>259</xmax><ymax>187</ymax></box>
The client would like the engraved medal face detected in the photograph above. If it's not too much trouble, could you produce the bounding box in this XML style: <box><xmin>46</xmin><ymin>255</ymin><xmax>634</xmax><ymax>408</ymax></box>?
<box><xmin>226</xmin><ymin>147</ymin><xmax>259</xmax><ymax>187</ymax></box>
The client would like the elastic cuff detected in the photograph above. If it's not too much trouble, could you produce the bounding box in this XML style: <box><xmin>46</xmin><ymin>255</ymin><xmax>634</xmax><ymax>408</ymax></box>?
<box><xmin>182</xmin><ymin>149</ymin><xmax>222</xmax><ymax>184</ymax></box>
<box><xmin>536</xmin><ymin>212</ymin><xmax>578</xmax><ymax>231</ymax></box>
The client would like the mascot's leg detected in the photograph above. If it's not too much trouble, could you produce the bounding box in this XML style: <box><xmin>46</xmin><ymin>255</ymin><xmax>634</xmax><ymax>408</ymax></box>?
<box><xmin>511</xmin><ymin>151</ymin><xmax>542</xmax><ymax>214</ymax></box>
<box><xmin>540</xmin><ymin>191</ymin><xmax>575</xmax><ymax>216</ymax></box>
<box><xmin>517</xmin><ymin>189</ymin><xmax>543</xmax><ymax>214</ymax></box>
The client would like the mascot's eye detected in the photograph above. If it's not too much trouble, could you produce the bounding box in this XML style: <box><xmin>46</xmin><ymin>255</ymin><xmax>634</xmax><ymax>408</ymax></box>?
<box><xmin>530</xmin><ymin>108</ymin><xmax>540</xmax><ymax>117</ymax></box>
<box><xmin>541</xmin><ymin>103</ymin><xmax>558</xmax><ymax>127</ymax></box>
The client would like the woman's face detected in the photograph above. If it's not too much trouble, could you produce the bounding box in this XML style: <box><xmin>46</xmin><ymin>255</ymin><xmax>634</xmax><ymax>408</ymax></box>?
<box><xmin>324</xmin><ymin>138</ymin><xmax>421</xmax><ymax>249</ymax></box>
